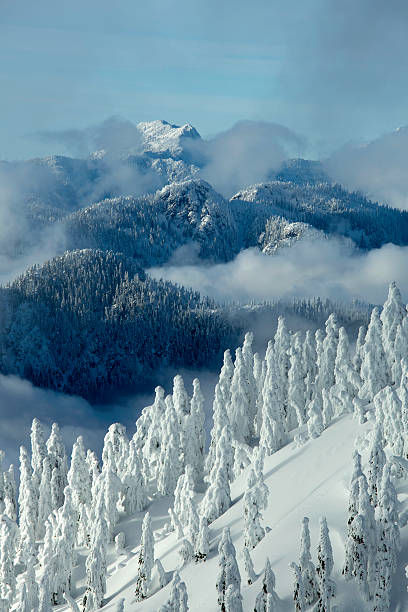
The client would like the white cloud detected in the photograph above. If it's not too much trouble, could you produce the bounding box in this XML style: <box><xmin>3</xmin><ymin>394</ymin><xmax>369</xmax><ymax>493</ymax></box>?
<box><xmin>148</xmin><ymin>236</ymin><xmax>408</xmax><ymax>306</ymax></box>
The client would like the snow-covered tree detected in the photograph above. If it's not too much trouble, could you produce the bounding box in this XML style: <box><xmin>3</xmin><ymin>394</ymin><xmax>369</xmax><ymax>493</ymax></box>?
<box><xmin>102</xmin><ymin>423</ymin><xmax>129</xmax><ymax>480</ymax></box>
<box><xmin>274</xmin><ymin>317</ymin><xmax>291</xmax><ymax>418</ymax></box>
<box><xmin>288</xmin><ymin>338</ymin><xmax>306</xmax><ymax>428</ymax></box>
<box><xmin>303</xmin><ymin>330</ymin><xmax>318</xmax><ymax>405</ymax></box>
<box><xmin>0</xmin><ymin>519</ymin><xmax>16</xmax><ymax>605</ymax></box>
<box><xmin>68</xmin><ymin>435</ymin><xmax>91</xmax><ymax>512</ymax></box>
<box><xmin>316</xmin><ymin>314</ymin><xmax>339</xmax><ymax>396</ymax></box>
<box><xmin>254</xmin><ymin>558</ymin><xmax>279</xmax><ymax>612</ymax></box>
<box><xmin>200</xmin><ymin>427</ymin><xmax>232</xmax><ymax>523</ymax></box>
<box><xmin>162</xmin><ymin>571</ymin><xmax>188</xmax><ymax>612</ymax></box>
<box><xmin>307</xmin><ymin>397</ymin><xmax>324</xmax><ymax>439</ymax></box>
<box><xmin>289</xmin><ymin>562</ymin><xmax>306</xmax><ymax>612</ymax></box>
<box><xmin>216</xmin><ymin>528</ymin><xmax>241</xmax><ymax>612</ymax></box>
<box><xmin>224</xmin><ymin>584</ymin><xmax>243</xmax><ymax>612</ymax></box>
<box><xmin>375</xmin><ymin>463</ymin><xmax>400</xmax><ymax>610</ymax></box>
<box><xmin>243</xmin><ymin>546</ymin><xmax>256</xmax><ymax>584</ymax></box>
<box><xmin>228</xmin><ymin>347</ymin><xmax>251</xmax><ymax>443</ymax></box>
<box><xmin>16</xmin><ymin>446</ymin><xmax>36</xmax><ymax>566</ymax></box>
<box><xmin>122</xmin><ymin>439</ymin><xmax>147</xmax><ymax>514</ymax></box>
<box><xmin>298</xmin><ymin>517</ymin><xmax>318</xmax><ymax>606</ymax></box>
<box><xmin>243</xmin><ymin>468</ymin><xmax>267</xmax><ymax>549</ymax></box>
<box><xmin>184</xmin><ymin>378</ymin><xmax>206</xmax><ymax>486</ymax></box>
<box><xmin>194</xmin><ymin>515</ymin><xmax>210</xmax><ymax>562</ymax></box>
<box><xmin>135</xmin><ymin>512</ymin><xmax>154</xmax><ymax>601</ymax></box>
<box><xmin>37</xmin><ymin>455</ymin><xmax>53</xmax><ymax>539</ymax></box>
<box><xmin>367</xmin><ymin>424</ymin><xmax>386</xmax><ymax>505</ymax></box>
<box><xmin>381</xmin><ymin>281</ymin><xmax>406</xmax><ymax>381</ymax></box>
<box><xmin>46</xmin><ymin>422</ymin><xmax>68</xmax><ymax>511</ymax></box>
<box><xmin>360</xmin><ymin>307</ymin><xmax>388</xmax><ymax>400</ymax></box>
<box><xmin>259</xmin><ymin>343</ymin><xmax>287</xmax><ymax>454</ymax></box>
<box><xmin>157</xmin><ymin>396</ymin><xmax>182</xmax><ymax>496</ymax></box>
<box><xmin>4</xmin><ymin>465</ymin><xmax>17</xmax><ymax>522</ymax></box>
<box><xmin>30</xmin><ymin>418</ymin><xmax>47</xmax><ymax>492</ymax></box>
<box><xmin>315</xmin><ymin>517</ymin><xmax>335</xmax><ymax>612</ymax></box>
<box><xmin>242</xmin><ymin>331</ymin><xmax>258</xmax><ymax>438</ymax></box>
<box><xmin>82</xmin><ymin>533</ymin><xmax>107</xmax><ymax>611</ymax></box>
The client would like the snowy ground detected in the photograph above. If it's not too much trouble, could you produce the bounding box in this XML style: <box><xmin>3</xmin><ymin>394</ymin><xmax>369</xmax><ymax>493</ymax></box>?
<box><xmin>55</xmin><ymin>413</ymin><xmax>408</xmax><ymax>611</ymax></box>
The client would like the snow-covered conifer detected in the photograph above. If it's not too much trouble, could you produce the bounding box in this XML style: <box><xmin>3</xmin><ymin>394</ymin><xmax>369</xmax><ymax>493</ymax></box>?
<box><xmin>184</xmin><ymin>378</ymin><xmax>206</xmax><ymax>486</ymax></box>
<box><xmin>4</xmin><ymin>465</ymin><xmax>17</xmax><ymax>522</ymax></box>
<box><xmin>68</xmin><ymin>436</ymin><xmax>91</xmax><ymax>512</ymax></box>
<box><xmin>206</xmin><ymin>381</ymin><xmax>230</xmax><ymax>478</ymax></box>
<box><xmin>216</xmin><ymin>528</ymin><xmax>241</xmax><ymax>612</ymax></box>
<box><xmin>353</xmin><ymin>325</ymin><xmax>366</xmax><ymax>374</ymax></box>
<box><xmin>274</xmin><ymin>317</ymin><xmax>290</xmax><ymax>416</ymax></box>
<box><xmin>178</xmin><ymin>538</ymin><xmax>194</xmax><ymax>566</ymax></box>
<box><xmin>289</xmin><ymin>562</ymin><xmax>306</xmax><ymax>612</ymax></box>
<box><xmin>135</xmin><ymin>512</ymin><xmax>154</xmax><ymax>601</ymax></box>
<box><xmin>122</xmin><ymin>439</ymin><xmax>146</xmax><ymax>515</ymax></box>
<box><xmin>360</xmin><ymin>307</ymin><xmax>388</xmax><ymax>400</ymax></box>
<box><xmin>242</xmin><ymin>331</ymin><xmax>258</xmax><ymax>437</ymax></box>
<box><xmin>298</xmin><ymin>517</ymin><xmax>318</xmax><ymax>606</ymax></box>
<box><xmin>194</xmin><ymin>515</ymin><xmax>209</xmax><ymax>562</ymax></box>
<box><xmin>315</xmin><ymin>517</ymin><xmax>335</xmax><ymax>611</ymax></box>
<box><xmin>46</xmin><ymin>422</ymin><xmax>68</xmax><ymax>511</ymax></box>
<box><xmin>16</xmin><ymin>582</ymin><xmax>30</xmax><ymax>612</ymax></box>
<box><xmin>53</xmin><ymin>486</ymin><xmax>77</xmax><ymax>603</ymax></box>
<box><xmin>102</xmin><ymin>423</ymin><xmax>129</xmax><ymax>480</ymax></box>
<box><xmin>37</xmin><ymin>455</ymin><xmax>53</xmax><ymax>539</ymax></box>
<box><xmin>164</xmin><ymin>571</ymin><xmax>188</xmax><ymax>612</ymax></box>
<box><xmin>0</xmin><ymin>519</ymin><xmax>16</xmax><ymax>604</ymax></box>
<box><xmin>303</xmin><ymin>330</ymin><xmax>317</xmax><ymax>404</ymax></box>
<box><xmin>243</xmin><ymin>546</ymin><xmax>256</xmax><ymax>584</ymax></box>
<box><xmin>367</xmin><ymin>425</ymin><xmax>386</xmax><ymax>505</ymax></box>
<box><xmin>243</xmin><ymin>468</ymin><xmax>266</xmax><ymax>549</ymax></box>
<box><xmin>16</xmin><ymin>446</ymin><xmax>36</xmax><ymax>566</ymax></box>
<box><xmin>306</xmin><ymin>398</ymin><xmax>323</xmax><ymax>439</ymax></box>
<box><xmin>224</xmin><ymin>584</ymin><xmax>243</xmax><ymax>612</ymax></box>
<box><xmin>30</xmin><ymin>418</ymin><xmax>47</xmax><ymax>492</ymax></box>
<box><xmin>322</xmin><ymin>388</ymin><xmax>334</xmax><ymax>429</ymax></box>
<box><xmin>143</xmin><ymin>386</ymin><xmax>166</xmax><ymax>466</ymax></box>
<box><xmin>82</xmin><ymin>533</ymin><xmax>107</xmax><ymax>611</ymax></box>
<box><xmin>254</xmin><ymin>558</ymin><xmax>279</xmax><ymax>612</ymax></box>
<box><xmin>377</xmin><ymin>463</ymin><xmax>400</xmax><ymax>583</ymax></box>
<box><xmin>259</xmin><ymin>343</ymin><xmax>287</xmax><ymax>454</ymax></box>
<box><xmin>200</xmin><ymin>427</ymin><xmax>232</xmax><ymax>523</ymax></box>
<box><xmin>316</xmin><ymin>314</ymin><xmax>338</xmax><ymax>395</ymax></box>
<box><xmin>381</xmin><ymin>282</ymin><xmax>406</xmax><ymax>378</ymax></box>
<box><xmin>288</xmin><ymin>338</ymin><xmax>306</xmax><ymax>428</ymax></box>
<box><xmin>229</xmin><ymin>347</ymin><xmax>251</xmax><ymax>443</ymax></box>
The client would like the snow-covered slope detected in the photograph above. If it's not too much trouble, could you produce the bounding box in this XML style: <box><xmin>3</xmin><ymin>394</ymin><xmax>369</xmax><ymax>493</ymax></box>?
<box><xmin>67</xmin><ymin>415</ymin><xmax>364</xmax><ymax>611</ymax></box>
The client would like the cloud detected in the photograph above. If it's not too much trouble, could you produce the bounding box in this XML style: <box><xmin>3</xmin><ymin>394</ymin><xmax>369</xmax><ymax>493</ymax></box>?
<box><xmin>33</xmin><ymin>116</ymin><xmax>144</xmax><ymax>158</ymax></box>
<box><xmin>148</xmin><ymin>236</ymin><xmax>408</xmax><ymax>306</ymax></box>
<box><xmin>324</xmin><ymin>127</ymin><xmax>408</xmax><ymax>210</ymax></box>
<box><xmin>189</xmin><ymin>120</ymin><xmax>306</xmax><ymax>197</ymax></box>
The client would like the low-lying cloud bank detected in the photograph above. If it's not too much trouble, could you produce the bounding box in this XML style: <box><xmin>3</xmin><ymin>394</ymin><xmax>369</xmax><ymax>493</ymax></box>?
<box><xmin>149</xmin><ymin>237</ymin><xmax>408</xmax><ymax>306</ymax></box>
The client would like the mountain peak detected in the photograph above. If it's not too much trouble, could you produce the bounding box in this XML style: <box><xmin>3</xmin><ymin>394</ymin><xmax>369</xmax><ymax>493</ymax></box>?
<box><xmin>136</xmin><ymin>120</ymin><xmax>201</xmax><ymax>155</ymax></box>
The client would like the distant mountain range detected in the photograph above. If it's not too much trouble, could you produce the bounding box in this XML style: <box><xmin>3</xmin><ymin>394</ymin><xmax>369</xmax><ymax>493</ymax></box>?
<box><xmin>0</xmin><ymin>120</ymin><xmax>403</xmax><ymax>397</ymax></box>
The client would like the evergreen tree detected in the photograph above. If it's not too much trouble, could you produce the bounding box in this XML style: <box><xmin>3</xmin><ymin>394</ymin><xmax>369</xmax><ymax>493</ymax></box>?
<box><xmin>274</xmin><ymin>317</ymin><xmax>291</xmax><ymax>420</ymax></box>
<box><xmin>243</xmin><ymin>468</ymin><xmax>266</xmax><ymax>549</ymax></box>
<box><xmin>380</xmin><ymin>281</ymin><xmax>406</xmax><ymax>381</ymax></box>
<box><xmin>254</xmin><ymin>558</ymin><xmax>279</xmax><ymax>612</ymax></box>
<box><xmin>289</xmin><ymin>562</ymin><xmax>306</xmax><ymax>612</ymax></box>
<box><xmin>224</xmin><ymin>584</ymin><xmax>243</xmax><ymax>612</ymax></box>
<box><xmin>184</xmin><ymin>378</ymin><xmax>206</xmax><ymax>487</ymax></box>
<box><xmin>367</xmin><ymin>425</ymin><xmax>386</xmax><ymax>505</ymax></box>
<box><xmin>288</xmin><ymin>338</ymin><xmax>306</xmax><ymax>428</ymax></box>
<box><xmin>46</xmin><ymin>422</ymin><xmax>68</xmax><ymax>511</ymax></box>
<box><xmin>259</xmin><ymin>343</ymin><xmax>287</xmax><ymax>454</ymax></box>
<box><xmin>16</xmin><ymin>446</ymin><xmax>36</xmax><ymax>566</ymax></box>
<box><xmin>243</xmin><ymin>546</ymin><xmax>256</xmax><ymax>584</ymax></box>
<box><xmin>242</xmin><ymin>331</ymin><xmax>258</xmax><ymax>438</ymax></box>
<box><xmin>37</xmin><ymin>455</ymin><xmax>53</xmax><ymax>539</ymax></box>
<box><xmin>229</xmin><ymin>347</ymin><xmax>251</xmax><ymax>443</ymax></box>
<box><xmin>165</xmin><ymin>571</ymin><xmax>189</xmax><ymax>612</ymax></box>
<box><xmin>360</xmin><ymin>308</ymin><xmax>388</xmax><ymax>400</ymax></box>
<box><xmin>216</xmin><ymin>528</ymin><xmax>241</xmax><ymax>612</ymax></box>
<box><xmin>315</xmin><ymin>517</ymin><xmax>335</xmax><ymax>612</ymax></box>
<box><xmin>122</xmin><ymin>439</ymin><xmax>147</xmax><ymax>515</ymax></box>
<box><xmin>298</xmin><ymin>517</ymin><xmax>318</xmax><ymax>606</ymax></box>
<box><xmin>135</xmin><ymin>512</ymin><xmax>154</xmax><ymax>601</ymax></box>
<box><xmin>200</xmin><ymin>427</ymin><xmax>232</xmax><ymax>523</ymax></box>
<box><xmin>68</xmin><ymin>436</ymin><xmax>91</xmax><ymax>511</ymax></box>
<box><xmin>194</xmin><ymin>515</ymin><xmax>210</xmax><ymax>562</ymax></box>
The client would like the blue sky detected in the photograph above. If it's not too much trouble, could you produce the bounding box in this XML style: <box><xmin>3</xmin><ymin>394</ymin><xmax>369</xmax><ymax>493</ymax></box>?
<box><xmin>2</xmin><ymin>0</ymin><xmax>408</xmax><ymax>159</ymax></box>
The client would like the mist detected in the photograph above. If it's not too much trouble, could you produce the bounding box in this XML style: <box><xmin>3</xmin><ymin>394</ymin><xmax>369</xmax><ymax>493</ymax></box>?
<box><xmin>148</xmin><ymin>236</ymin><xmax>408</xmax><ymax>306</ymax></box>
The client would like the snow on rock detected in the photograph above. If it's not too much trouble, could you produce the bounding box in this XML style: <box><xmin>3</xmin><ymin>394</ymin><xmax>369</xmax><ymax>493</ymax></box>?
<box><xmin>136</xmin><ymin>120</ymin><xmax>201</xmax><ymax>156</ymax></box>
